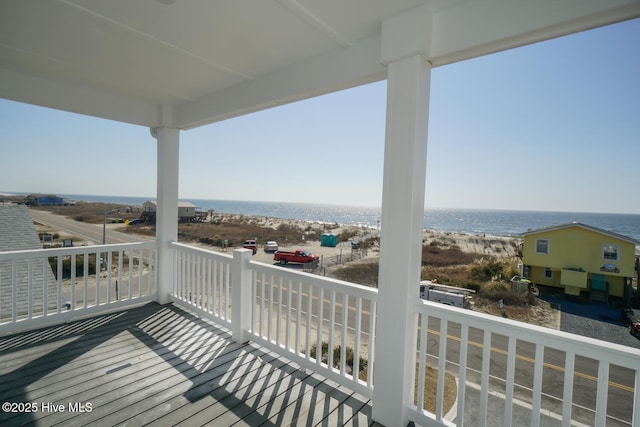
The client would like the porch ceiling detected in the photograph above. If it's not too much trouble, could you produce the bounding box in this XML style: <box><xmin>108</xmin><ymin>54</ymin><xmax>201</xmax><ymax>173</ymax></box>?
<box><xmin>1</xmin><ymin>0</ymin><xmax>639</xmax><ymax>130</ymax></box>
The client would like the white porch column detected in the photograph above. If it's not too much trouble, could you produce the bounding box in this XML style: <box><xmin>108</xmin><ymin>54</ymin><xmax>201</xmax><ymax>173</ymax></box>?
<box><xmin>372</xmin><ymin>6</ymin><xmax>433</xmax><ymax>426</ymax></box>
<box><xmin>231</xmin><ymin>248</ymin><xmax>253</xmax><ymax>343</ymax></box>
<box><xmin>154</xmin><ymin>126</ymin><xmax>180</xmax><ymax>304</ymax></box>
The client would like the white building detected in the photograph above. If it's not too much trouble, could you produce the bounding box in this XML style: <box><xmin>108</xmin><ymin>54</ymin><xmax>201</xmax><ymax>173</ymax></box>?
<box><xmin>143</xmin><ymin>200</ymin><xmax>198</xmax><ymax>222</ymax></box>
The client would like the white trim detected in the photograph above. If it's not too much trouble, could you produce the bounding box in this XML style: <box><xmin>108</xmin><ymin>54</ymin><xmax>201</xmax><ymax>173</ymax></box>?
<box><xmin>535</xmin><ymin>238</ymin><xmax>550</xmax><ymax>254</ymax></box>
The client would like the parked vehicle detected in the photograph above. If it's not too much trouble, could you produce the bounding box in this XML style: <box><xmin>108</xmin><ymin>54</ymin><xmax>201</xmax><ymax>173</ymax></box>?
<box><xmin>264</xmin><ymin>241</ymin><xmax>279</xmax><ymax>253</ymax></box>
<box><xmin>243</xmin><ymin>239</ymin><xmax>257</xmax><ymax>255</ymax></box>
<box><xmin>623</xmin><ymin>308</ymin><xmax>640</xmax><ymax>338</ymax></box>
<box><xmin>419</xmin><ymin>280</ymin><xmax>473</xmax><ymax>309</ymax></box>
<box><xmin>128</xmin><ymin>218</ymin><xmax>145</xmax><ymax>225</ymax></box>
<box><xmin>274</xmin><ymin>249</ymin><xmax>319</xmax><ymax>265</ymax></box>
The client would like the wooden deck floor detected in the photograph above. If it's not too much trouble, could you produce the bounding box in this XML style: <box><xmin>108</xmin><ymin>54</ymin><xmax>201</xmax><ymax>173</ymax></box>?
<box><xmin>0</xmin><ymin>303</ymin><xmax>377</xmax><ymax>426</ymax></box>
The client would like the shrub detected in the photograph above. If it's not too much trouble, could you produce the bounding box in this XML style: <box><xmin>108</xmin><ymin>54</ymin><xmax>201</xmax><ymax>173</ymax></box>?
<box><xmin>336</xmin><ymin>229</ymin><xmax>359</xmax><ymax>242</ymax></box>
<box><xmin>306</xmin><ymin>342</ymin><xmax>367</xmax><ymax>374</ymax></box>
<box><xmin>48</xmin><ymin>254</ymin><xmax>97</xmax><ymax>279</ymax></box>
<box><xmin>422</xmin><ymin>245</ymin><xmax>478</xmax><ymax>267</ymax></box>
<box><xmin>470</xmin><ymin>261</ymin><xmax>504</xmax><ymax>281</ymax></box>
<box><xmin>478</xmin><ymin>282</ymin><xmax>538</xmax><ymax>306</ymax></box>
<box><xmin>332</xmin><ymin>262</ymin><xmax>379</xmax><ymax>287</ymax></box>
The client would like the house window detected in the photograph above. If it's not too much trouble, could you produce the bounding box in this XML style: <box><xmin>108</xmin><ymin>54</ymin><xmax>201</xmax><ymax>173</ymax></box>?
<box><xmin>535</xmin><ymin>239</ymin><xmax>550</xmax><ymax>254</ymax></box>
<box><xmin>602</xmin><ymin>244</ymin><xmax>619</xmax><ymax>261</ymax></box>
<box><xmin>544</xmin><ymin>268</ymin><xmax>553</xmax><ymax>279</ymax></box>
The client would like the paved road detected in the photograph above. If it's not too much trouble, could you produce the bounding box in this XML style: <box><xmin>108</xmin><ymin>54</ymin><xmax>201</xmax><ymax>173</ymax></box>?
<box><xmin>30</xmin><ymin>209</ymin><xmax>152</xmax><ymax>245</ymax></box>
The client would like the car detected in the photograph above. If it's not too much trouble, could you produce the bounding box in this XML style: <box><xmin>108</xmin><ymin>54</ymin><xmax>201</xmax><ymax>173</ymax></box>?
<box><xmin>243</xmin><ymin>239</ymin><xmax>257</xmax><ymax>255</ymax></box>
<box><xmin>264</xmin><ymin>241</ymin><xmax>279</xmax><ymax>253</ymax></box>
<box><xmin>128</xmin><ymin>218</ymin><xmax>145</xmax><ymax>225</ymax></box>
<box><xmin>623</xmin><ymin>308</ymin><xmax>640</xmax><ymax>338</ymax></box>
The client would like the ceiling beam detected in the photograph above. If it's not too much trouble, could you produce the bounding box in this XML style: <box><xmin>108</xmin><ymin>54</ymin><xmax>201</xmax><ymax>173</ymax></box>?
<box><xmin>0</xmin><ymin>68</ymin><xmax>158</xmax><ymax>126</ymax></box>
<box><xmin>429</xmin><ymin>0</ymin><xmax>640</xmax><ymax>66</ymax></box>
<box><xmin>173</xmin><ymin>34</ymin><xmax>386</xmax><ymax>130</ymax></box>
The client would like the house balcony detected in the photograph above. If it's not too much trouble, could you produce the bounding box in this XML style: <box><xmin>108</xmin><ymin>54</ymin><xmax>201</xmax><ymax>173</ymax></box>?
<box><xmin>1</xmin><ymin>242</ymin><xmax>639</xmax><ymax>426</ymax></box>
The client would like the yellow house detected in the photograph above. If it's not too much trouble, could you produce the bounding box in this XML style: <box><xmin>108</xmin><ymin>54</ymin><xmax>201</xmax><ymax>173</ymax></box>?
<box><xmin>521</xmin><ymin>222</ymin><xmax>638</xmax><ymax>300</ymax></box>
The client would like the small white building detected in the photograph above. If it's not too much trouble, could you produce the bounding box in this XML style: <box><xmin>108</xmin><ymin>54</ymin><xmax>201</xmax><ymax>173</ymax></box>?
<box><xmin>143</xmin><ymin>201</ymin><xmax>198</xmax><ymax>222</ymax></box>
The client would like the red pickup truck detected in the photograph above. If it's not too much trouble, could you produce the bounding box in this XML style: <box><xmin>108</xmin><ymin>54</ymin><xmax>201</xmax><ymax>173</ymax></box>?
<box><xmin>274</xmin><ymin>249</ymin><xmax>319</xmax><ymax>265</ymax></box>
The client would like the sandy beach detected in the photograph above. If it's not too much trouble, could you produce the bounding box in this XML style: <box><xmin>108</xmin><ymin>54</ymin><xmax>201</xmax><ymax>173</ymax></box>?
<box><xmin>184</xmin><ymin>212</ymin><xmax>520</xmax><ymax>265</ymax></box>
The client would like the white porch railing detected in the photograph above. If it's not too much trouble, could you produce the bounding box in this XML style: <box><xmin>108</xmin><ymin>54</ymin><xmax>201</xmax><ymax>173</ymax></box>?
<box><xmin>170</xmin><ymin>242</ymin><xmax>233</xmax><ymax>329</ymax></box>
<box><xmin>0</xmin><ymin>242</ymin><xmax>157</xmax><ymax>334</ymax></box>
<box><xmin>170</xmin><ymin>243</ymin><xmax>377</xmax><ymax>397</ymax></box>
<box><xmin>171</xmin><ymin>245</ymin><xmax>640</xmax><ymax>427</ymax></box>
<box><xmin>4</xmin><ymin>242</ymin><xmax>637</xmax><ymax>426</ymax></box>
<box><xmin>410</xmin><ymin>299</ymin><xmax>640</xmax><ymax>427</ymax></box>
<box><xmin>247</xmin><ymin>258</ymin><xmax>377</xmax><ymax>397</ymax></box>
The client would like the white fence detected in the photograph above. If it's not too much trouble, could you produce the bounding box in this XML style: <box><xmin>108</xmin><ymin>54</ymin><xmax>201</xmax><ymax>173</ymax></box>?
<box><xmin>170</xmin><ymin>242</ymin><xmax>233</xmax><ymax>329</ymax></box>
<box><xmin>409</xmin><ymin>299</ymin><xmax>640</xmax><ymax>427</ymax></box>
<box><xmin>248</xmin><ymin>260</ymin><xmax>377</xmax><ymax>397</ymax></box>
<box><xmin>168</xmin><ymin>245</ymin><xmax>640</xmax><ymax>426</ymax></box>
<box><xmin>169</xmin><ymin>245</ymin><xmax>378</xmax><ymax>397</ymax></box>
<box><xmin>0</xmin><ymin>242</ymin><xmax>157</xmax><ymax>334</ymax></box>
<box><xmin>5</xmin><ymin>241</ymin><xmax>637</xmax><ymax>426</ymax></box>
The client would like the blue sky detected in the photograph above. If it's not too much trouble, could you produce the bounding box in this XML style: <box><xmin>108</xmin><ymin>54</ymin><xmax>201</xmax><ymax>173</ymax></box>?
<box><xmin>1</xmin><ymin>18</ymin><xmax>639</xmax><ymax>214</ymax></box>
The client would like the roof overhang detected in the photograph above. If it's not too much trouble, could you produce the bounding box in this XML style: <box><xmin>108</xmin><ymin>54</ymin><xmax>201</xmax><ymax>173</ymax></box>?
<box><xmin>1</xmin><ymin>0</ymin><xmax>639</xmax><ymax>130</ymax></box>
<box><xmin>522</xmin><ymin>222</ymin><xmax>640</xmax><ymax>245</ymax></box>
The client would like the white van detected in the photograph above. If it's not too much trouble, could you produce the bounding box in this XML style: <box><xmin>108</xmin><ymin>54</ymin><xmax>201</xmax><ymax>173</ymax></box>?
<box><xmin>419</xmin><ymin>281</ymin><xmax>472</xmax><ymax>309</ymax></box>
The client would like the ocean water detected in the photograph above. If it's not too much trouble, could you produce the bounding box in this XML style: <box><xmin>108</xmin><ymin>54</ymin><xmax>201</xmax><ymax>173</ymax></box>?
<box><xmin>41</xmin><ymin>193</ymin><xmax>640</xmax><ymax>242</ymax></box>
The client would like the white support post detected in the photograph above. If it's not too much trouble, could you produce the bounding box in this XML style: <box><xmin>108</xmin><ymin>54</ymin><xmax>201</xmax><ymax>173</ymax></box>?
<box><xmin>154</xmin><ymin>126</ymin><xmax>180</xmax><ymax>305</ymax></box>
<box><xmin>372</xmin><ymin>11</ymin><xmax>432</xmax><ymax>423</ymax></box>
<box><xmin>232</xmin><ymin>248</ymin><xmax>253</xmax><ymax>343</ymax></box>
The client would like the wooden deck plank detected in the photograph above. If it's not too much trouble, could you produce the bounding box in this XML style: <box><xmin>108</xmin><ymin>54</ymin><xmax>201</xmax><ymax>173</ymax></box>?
<box><xmin>0</xmin><ymin>303</ymin><xmax>185</xmax><ymax>375</ymax></box>
<box><xmin>83</xmin><ymin>346</ymin><xmax>269</xmax><ymax>426</ymax></box>
<box><xmin>0</xmin><ymin>304</ymin><xmax>224</xmax><ymax>403</ymax></box>
<box><xmin>218</xmin><ymin>366</ymin><xmax>320</xmax><ymax>426</ymax></box>
<box><xmin>171</xmin><ymin>354</ymin><xmax>309</xmax><ymax>427</ymax></box>
<box><xmin>2</xmin><ymin>325</ymin><xmax>219</xmax><ymax>406</ymax></box>
<box><xmin>264</xmin><ymin>374</ymin><xmax>345</xmax><ymax>427</ymax></box>
<box><xmin>321</xmin><ymin>391</ymin><xmax>374</xmax><ymax>427</ymax></box>
<box><xmin>0</xmin><ymin>303</ymin><xmax>376</xmax><ymax>427</ymax></box>
<box><xmin>0</xmin><ymin>319</ymin><xmax>218</xmax><ymax>401</ymax></box>
<box><xmin>35</xmin><ymin>335</ymin><xmax>241</xmax><ymax>426</ymax></box>
<box><xmin>281</xmin><ymin>378</ymin><xmax>363</xmax><ymax>427</ymax></box>
<box><xmin>37</xmin><ymin>325</ymin><xmax>243</xmax><ymax>425</ymax></box>
<box><xmin>116</xmin><ymin>349</ymin><xmax>286</xmax><ymax>426</ymax></box>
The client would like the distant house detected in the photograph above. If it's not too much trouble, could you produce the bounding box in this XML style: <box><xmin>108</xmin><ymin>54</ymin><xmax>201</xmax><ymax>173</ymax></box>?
<box><xmin>142</xmin><ymin>200</ymin><xmax>198</xmax><ymax>222</ymax></box>
<box><xmin>142</xmin><ymin>200</ymin><xmax>157</xmax><ymax>214</ymax></box>
<box><xmin>26</xmin><ymin>194</ymin><xmax>64</xmax><ymax>206</ymax></box>
<box><xmin>521</xmin><ymin>222</ymin><xmax>638</xmax><ymax>302</ymax></box>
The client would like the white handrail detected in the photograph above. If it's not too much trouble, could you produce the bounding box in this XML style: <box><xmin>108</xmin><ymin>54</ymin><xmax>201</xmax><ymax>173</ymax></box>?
<box><xmin>247</xmin><ymin>259</ymin><xmax>378</xmax><ymax>397</ymax></box>
<box><xmin>0</xmin><ymin>242</ymin><xmax>157</xmax><ymax>334</ymax></box>
<box><xmin>409</xmin><ymin>299</ymin><xmax>640</xmax><ymax>427</ymax></box>
<box><xmin>168</xmin><ymin>245</ymin><xmax>378</xmax><ymax>397</ymax></box>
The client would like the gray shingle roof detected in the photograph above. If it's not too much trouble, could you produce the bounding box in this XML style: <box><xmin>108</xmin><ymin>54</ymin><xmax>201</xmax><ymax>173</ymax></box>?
<box><xmin>0</xmin><ymin>204</ymin><xmax>43</xmax><ymax>251</ymax></box>
<box><xmin>1</xmin><ymin>204</ymin><xmax>59</xmax><ymax>320</ymax></box>
<box><xmin>521</xmin><ymin>221</ymin><xmax>639</xmax><ymax>245</ymax></box>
